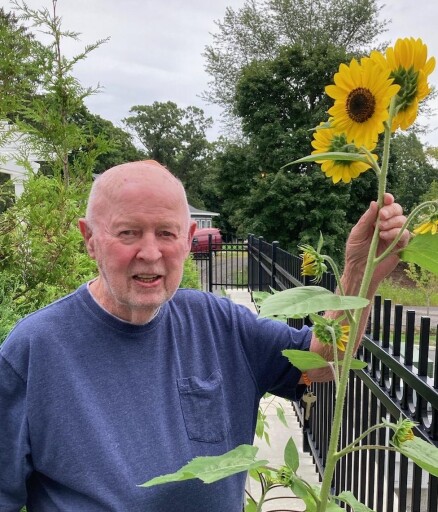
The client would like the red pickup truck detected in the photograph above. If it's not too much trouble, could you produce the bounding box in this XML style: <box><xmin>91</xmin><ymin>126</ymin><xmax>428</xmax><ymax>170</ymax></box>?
<box><xmin>191</xmin><ymin>227</ymin><xmax>223</xmax><ymax>254</ymax></box>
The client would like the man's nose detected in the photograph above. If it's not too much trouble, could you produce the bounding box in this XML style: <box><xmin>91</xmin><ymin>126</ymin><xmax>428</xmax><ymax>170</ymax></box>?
<box><xmin>135</xmin><ymin>234</ymin><xmax>162</xmax><ymax>261</ymax></box>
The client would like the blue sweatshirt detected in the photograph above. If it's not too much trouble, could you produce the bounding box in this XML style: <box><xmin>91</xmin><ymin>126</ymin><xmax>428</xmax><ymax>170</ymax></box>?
<box><xmin>0</xmin><ymin>285</ymin><xmax>311</xmax><ymax>511</ymax></box>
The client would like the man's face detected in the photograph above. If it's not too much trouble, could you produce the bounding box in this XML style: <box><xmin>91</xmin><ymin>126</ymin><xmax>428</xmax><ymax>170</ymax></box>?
<box><xmin>80</xmin><ymin>171</ymin><xmax>196</xmax><ymax>324</ymax></box>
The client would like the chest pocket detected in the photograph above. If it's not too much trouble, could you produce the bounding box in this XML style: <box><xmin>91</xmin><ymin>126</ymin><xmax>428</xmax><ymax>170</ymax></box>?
<box><xmin>177</xmin><ymin>369</ymin><xmax>231</xmax><ymax>443</ymax></box>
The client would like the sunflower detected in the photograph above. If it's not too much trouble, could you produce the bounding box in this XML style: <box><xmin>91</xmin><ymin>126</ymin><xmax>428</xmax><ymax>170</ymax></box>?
<box><xmin>311</xmin><ymin>123</ymin><xmax>378</xmax><ymax>183</ymax></box>
<box><xmin>326</xmin><ymin>57</ymin><xmax>400</xmax><ymax>148</ymax></box>
<box><xmin>299</xmin><ymin>243</ymin><xmax>327</xmax><ymax>282</ymax></box>
<box><xmin>372</xmin><ymin>38</ymin><xmax>436</xmax><ymax>131</ymax></box>
<box><xmin>313</xmin><ymin>319</ymin><xmax>349</xmax><ymax>352</ymax></box>
<box><xmin>413</xmin><ymin>213</ymin><xmax>438</xmax><ymax>235</ymax></box>
<box><xmin>391</xmin><ymin>418</ymin><xmax>417</xmax><ymax>448</ymax></box>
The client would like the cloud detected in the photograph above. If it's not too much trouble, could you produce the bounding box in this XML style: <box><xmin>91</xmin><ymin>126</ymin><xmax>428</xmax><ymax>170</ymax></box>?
<box><xmin>11</xmin><ymin>0</ymin><xmax>438</xmax><ymax>145</ymax></box>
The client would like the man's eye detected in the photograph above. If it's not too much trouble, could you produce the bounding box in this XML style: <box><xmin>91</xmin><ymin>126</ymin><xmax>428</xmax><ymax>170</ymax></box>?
<box><xmin>119</xmin><ymin>230</ymin><xmax>138</xmax><ymax>238</ymax></box>
<box><xmin>159</xmin><ymin>231</ymin><xmax>176</xmax><ymax>238</ymax></box>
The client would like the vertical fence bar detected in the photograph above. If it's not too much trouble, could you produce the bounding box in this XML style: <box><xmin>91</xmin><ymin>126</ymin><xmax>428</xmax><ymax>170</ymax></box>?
<box><xmin>208</xmin><ymin>233</ymin><xmax>213</xmax><ymax>293</ymax></box>
<box><xmin>257</xmin><ymin>236</ymin><xmax>264</xmax><ymax>292</ymax></box>
<box><xmin>271</xmin><ymin>241</ymin><xmax>278</xmax><ymax>291</ymax></box>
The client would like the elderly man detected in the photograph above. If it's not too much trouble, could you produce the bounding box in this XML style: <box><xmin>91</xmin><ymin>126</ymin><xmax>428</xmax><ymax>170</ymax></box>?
<box><xmin>0</xmin><ymin>160</ymin><xmax>408</xmax><ymax>511</ymax></box>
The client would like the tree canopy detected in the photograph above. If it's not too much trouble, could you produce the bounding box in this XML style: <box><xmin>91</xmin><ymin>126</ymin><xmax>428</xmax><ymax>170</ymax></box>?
<box><xmin>124</xmin><ymin>101</ymin><xmax>215</xmax><ymax>207</ymax></box>
<box><xmin>203</xmin><ymin>0</ymin><xmax>387</xmax><ymax>120</ymax></box>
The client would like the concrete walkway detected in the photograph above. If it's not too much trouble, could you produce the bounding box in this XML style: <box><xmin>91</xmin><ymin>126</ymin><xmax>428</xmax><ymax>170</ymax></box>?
<box><xmin>224</xmin><ymin>289</ymin><xmax>320</xmax><ymax>510</ymax></box>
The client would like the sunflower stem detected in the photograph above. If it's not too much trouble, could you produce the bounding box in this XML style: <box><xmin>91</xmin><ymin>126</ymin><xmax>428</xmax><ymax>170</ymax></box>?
<box><xmin>327</xmin><ymin>326</ymin><xmax>340</xmax><ymax>389</ymax></box>
<box><xmin>316</xmin><ymin>97</ymin><xmax>397</xmax><ymax>512</ymax></box>
<box><xmin>321</xmin><ymin>255</ymin><xmax>355</xmax><ymax>326</ymax></box>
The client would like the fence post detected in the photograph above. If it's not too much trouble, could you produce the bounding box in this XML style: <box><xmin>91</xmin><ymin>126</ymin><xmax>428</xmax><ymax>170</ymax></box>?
<box><xmin>208</xmin><ymin>233</ymin><xmax>213</xmax><ymax>293</ymax></box>
<box><xmin>271</xmin><ymin>241</ymin><xmax>279</xmax><ymax>291</ymax></box>
<box><xmin>258</xmin><ymin>236</ymin><xmax>264</xmax><ymax>292</ymax></box>
<box><xmin>247</xmin><ymin>234</ymin><xmax>253</xmax><ymax>292</ymax></box>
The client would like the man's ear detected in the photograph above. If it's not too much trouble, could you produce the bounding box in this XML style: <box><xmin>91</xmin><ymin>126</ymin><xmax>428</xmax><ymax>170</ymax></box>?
<box><xmin>78</xmin><ymin>218</ymin><xmax>96</xmax><ymax>258</ymax></box>
<box><xmin>186</xmin><ymin>221</ymin><xmax>197</xmax><ymax>254</ymax></box>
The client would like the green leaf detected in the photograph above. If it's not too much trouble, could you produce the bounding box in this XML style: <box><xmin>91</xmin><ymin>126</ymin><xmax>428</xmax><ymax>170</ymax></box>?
<box><xmin>282</xmin><ymin>350</ymin><xmax>328</xmax><ymax>371</ymax></box>
<box><xmin>400</xmin><ymin>233</ymin><xmax>438</xmax><ymax>276</ymax></box>
<box><xmin>284</xmin><ymin>437</ymin><xmax>300</xmax><ymax>472</ymax></box>
<box><xmin>336</xmin><ymin>491</ymin><xmax>374</xmax><ymax>511</ymax></box>
<box><xmin>244</xmin><ymin>498</ymin><xmax>258</xmax><ymax>512</ymax></box>
<box><xmin>276</xmin><ymin>405</ymin><xmax>288</xmax><ymax>427</ymax></box>
<box><xmin>284</xmin><ymin>151</ymin><xmax>370</xmax><ymax>166</ymax></box>
<box><xmin>251</xmin><ymin>291</ymin><xmax>271</xmax><ymax>307</ymax></box>
<box><xmin>392</xmin><ymin>437</ymin><xmax>438</xmax><ymax>477</ymax></box>
<box><xmin>259</xmin><ymin>286</ymin><xmax>369</xmax><ymax>319</ymax></box>
<box><xmin>289</xmin><ymin>474</ymin><xmax>312</xmax><ymax>500</ymax></box>
<box><xmin>325</xmin><ymin>502</ymin><xmax>345</xmax><ymax>511</ymax></box>
<box><xmin>140</xmin><ymin>445</ymin><xmax>269</xmax><ymax>487</ymax></box>
<box><xmin>339</xmin><ymin>359</ymin><xmax>367</xmax><ymax>370</ymax></box>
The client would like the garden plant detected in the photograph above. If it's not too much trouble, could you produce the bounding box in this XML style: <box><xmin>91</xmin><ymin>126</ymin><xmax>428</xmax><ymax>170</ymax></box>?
<box><xmin>142</xmin><ymin>37</ymin><xmax>438</xmax><ymax>511</ymax></box>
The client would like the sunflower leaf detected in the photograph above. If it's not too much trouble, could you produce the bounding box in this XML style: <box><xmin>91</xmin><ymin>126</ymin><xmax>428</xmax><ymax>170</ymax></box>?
<box><xmin>399</xmin><ymin>233</ymin><xmax>438</xmax><ymax>276</ymax></box>
<box><xmin>283</xmin><ymin>152</ymin><xmax>370</xmax><ymax>167</ymax></box>
<box><xmin>391</xmin><ymin>437</ymin><xmax>438</xmax><ymax>477</ymax></box>
<box><xmin>140</xmin><ymin>445</ymin><xmax>268</xmax><ymax>487</ymax></box>
<box><xmin>282</xmin><ymin>350</ymin><xmax>329</xmax><ymax>371</ymax></box>
<box><xmin>259</xmin><ymin>286</ymin><xmax>369</xmax><ymax>319</ymax></box>
<box><xmin>336</xmin><ymin>491</ymin><xmax>374</xmax><ymax>511</ymax></box>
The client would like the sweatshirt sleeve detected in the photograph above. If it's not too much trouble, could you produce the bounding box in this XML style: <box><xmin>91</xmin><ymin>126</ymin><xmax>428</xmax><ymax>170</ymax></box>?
<box><xmin>231</xmin><ymin>302</ymin><xmax>312</xmax><ymax>400</ymax></box>
<box><xmin>0</xmin><ymin>354</ymin><xmax>32</xmax><ymax>511</ymax></box>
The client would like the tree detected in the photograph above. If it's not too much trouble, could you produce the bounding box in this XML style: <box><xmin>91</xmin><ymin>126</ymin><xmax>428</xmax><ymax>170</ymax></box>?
<box><xmin>0</xmin><ymin>1</ymin><xmax>133</xmax><ymax>341</ymax></box>
<box><xmin>0</xmin><ymin>7</ymin><xmax>43</xmax><ymax>118</ymax></box>
<box><xmin>421</xmin><ymin>180</ymin><xmax>438</xmax><ymax>202</ymax></box>
<box><xmin>0</xmin><ymin>174</ymin><xmax>97</xmax><ymax>341</ymax></box>
<box><xmin>6</xmin><ymin>0</ymin><xmax>110</xmax><ymax>184</ymax></box>
<box><xmin>70</xmin><ymin>107</ymin><xmax>146</xmax><ymax>174</ymax></box>
<box><xmin>124</xmin><ymin>101</ymin><xmax>215</xmax><ymax>207</ymax></box>
<box><xmin>224</xmin><ymin>43</ymin><xmax>358</xmax><ymax>259</ymax></box>
<box><xmin>386</xmin><ymin>132</ymin><xmax>438</xmax><ymax>213</ymax></box>
<box><xmin>203</xmin><ymin>0</ymin><xmax>387</xmax><ymax>120</ymax></box>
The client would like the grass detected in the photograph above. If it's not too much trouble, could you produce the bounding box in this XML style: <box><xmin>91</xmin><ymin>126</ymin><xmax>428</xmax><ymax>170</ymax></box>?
<box><xmin>377</xmin><ymin>278</ymin><xmax>438</xmax><ymax>307</ymax></box>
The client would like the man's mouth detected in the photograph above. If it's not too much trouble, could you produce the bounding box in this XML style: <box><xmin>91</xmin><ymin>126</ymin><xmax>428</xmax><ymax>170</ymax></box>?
<box><xmin>133</xmin><ymin>274</ymin><xmax>161</xmax><ymax>283</ymax></box>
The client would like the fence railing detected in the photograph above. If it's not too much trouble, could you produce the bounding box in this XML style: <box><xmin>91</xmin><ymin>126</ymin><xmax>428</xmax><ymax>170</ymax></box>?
<box><xmin>193</xmin><ymin>235</ymin><xmax>248</xmax><ymax>293</ymax></box>
<box><xmin>247</xmin><ymin>235</ymin><xmax>438</xmax><ymax>511</ymax></box>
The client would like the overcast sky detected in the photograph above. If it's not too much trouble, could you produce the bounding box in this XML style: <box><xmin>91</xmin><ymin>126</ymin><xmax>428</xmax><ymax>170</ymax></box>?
<box><xmin>10</xmin><ymin>0</ymin><xmax>438</xmax><ymax>146</ymax></box>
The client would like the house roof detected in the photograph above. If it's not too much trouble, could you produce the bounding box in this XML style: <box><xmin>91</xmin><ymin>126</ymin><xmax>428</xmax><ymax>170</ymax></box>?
<box><xmin>189</xmin><ymin>205</ymin><xmax>219</xmax><ymax>217</ymax></box>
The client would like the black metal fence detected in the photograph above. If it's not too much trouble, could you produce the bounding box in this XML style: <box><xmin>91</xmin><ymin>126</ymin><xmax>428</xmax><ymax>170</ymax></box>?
<box><xmin>193</xmin><ymin>235</ymin><xmax>248</xmax><ymax>294</ymax></box>
<box><xmin>246</xmin><ymin>235</ymin><xmax>438</xmax><ymax>511</ymax></box>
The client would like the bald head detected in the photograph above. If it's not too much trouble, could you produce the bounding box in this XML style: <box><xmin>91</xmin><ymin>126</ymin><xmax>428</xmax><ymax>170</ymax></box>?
<box><xmin>86</xmin><ymin>160</ymin><xmax>190</xmax><ymax>228</ymax></box>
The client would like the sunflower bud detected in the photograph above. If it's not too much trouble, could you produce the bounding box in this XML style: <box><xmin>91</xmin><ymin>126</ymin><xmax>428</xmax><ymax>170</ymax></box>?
<box><xmin>299</xmin><ymin>244</ymin><xmax>327</xmax><ymax>283</ymax></box>
<box><xmin>392</xmin><ymin>418</ymin><xmax>417</xmax><ymax>448</ymax></box>
<box><xmin>312</xmin><ymin>317</ymin><xmax>350</xmax><ymax>352</ymax></box>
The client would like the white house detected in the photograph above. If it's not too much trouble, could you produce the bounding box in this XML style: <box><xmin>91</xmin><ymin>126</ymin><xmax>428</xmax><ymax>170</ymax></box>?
<box><xmin>0</xmin><ymin>121</ymin><xmax>40</xmax><ymax>197</ymax></box>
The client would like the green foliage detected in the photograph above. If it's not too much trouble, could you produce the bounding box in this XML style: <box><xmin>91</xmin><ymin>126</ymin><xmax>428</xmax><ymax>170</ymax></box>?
<box><xmin>0</xmin><ymin>7</ymin><xmax>43</xmax><ymax>117</ymax></box>
<box><xmin>70</xmin><ymin>107</ymin><xmax>146</xmax><ymax>174</ymax></box>
<box><xmin>377</xmin><ymin>277</ymin><xmax>438</xmax><ymax>307</ymax></box>
<box><xmin>203</xmin><ymin>0</ymin><xmax>387</xmax><ymax>117</ymax></box>
<box><xmin>141</xmin><ymin>445</ymin><xmax>268</xmax><ymax>487</ymax></box>
<box><xmin>0</xmin><ymin>174</ymin><xmax>96</xmax><ymax>343</ymax></box>
<box><xmin>4</xmin><ymin>1</ymin><xmax>110</xmax><ymax>184</ymax></box>
<box><xmin>180</xmin><ymin>255</ymin><xmax>201</xmax><ymax>290</ymax></box>
<box><xmin>123</xmin><ymin>101</ymin><xmax>215</xmax><ymax>207</ymax></box>
<box><xmin>400</xmin><ymin>233</ymin><xmax>438</xmax><ymax>276</ymax></box>
<box><xmin>404</xmin><ymin>263</ymin><xmax>438</xmax><ymax>314</ymax></box>
<box><xmin>387</xmin><ymin>132</ymin><xmax>438</xmax><ymax>213</ymax></box>
<box><xmin>259</xmin><ymin>286</ymin><xmax>369</xmax><ymax>319</ymax></box>
<box><xmin>421</xmin><ymin>179</ymin><xmax>438</xmax><ymax>202</ymax></box>
<box><xmin>217</xmin><ymin>43</ymin><xmax>367</xmax><ymax>259</ymax></box>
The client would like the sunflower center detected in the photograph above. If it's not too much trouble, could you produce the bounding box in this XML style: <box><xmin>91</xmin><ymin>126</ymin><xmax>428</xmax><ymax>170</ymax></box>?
<box><xmin>346</xmin><ymin>87</ymin><xmax>376</xmax><ymax>123</ymax></box>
